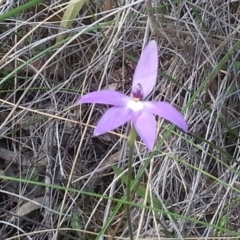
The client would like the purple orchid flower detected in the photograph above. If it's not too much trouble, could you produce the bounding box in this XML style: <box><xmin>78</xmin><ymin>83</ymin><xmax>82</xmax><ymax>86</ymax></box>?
<box><xmin>77</xmin><ymin>40</ymin><xmax>188</xmax><ymax>150</ymax></box>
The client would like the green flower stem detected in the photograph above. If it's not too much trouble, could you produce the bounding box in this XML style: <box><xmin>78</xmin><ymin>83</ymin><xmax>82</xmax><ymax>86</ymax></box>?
<box><xmin>126</xmin><ymin>126</ymin><xmax>137</xmax><ymax>240</ymax></box>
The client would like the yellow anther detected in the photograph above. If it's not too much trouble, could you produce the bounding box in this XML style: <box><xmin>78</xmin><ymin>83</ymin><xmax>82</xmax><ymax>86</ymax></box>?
<box><xmin>133</xmin><ymin>97</ymin><xmax>140</xmax><ymax>102</ymax></box>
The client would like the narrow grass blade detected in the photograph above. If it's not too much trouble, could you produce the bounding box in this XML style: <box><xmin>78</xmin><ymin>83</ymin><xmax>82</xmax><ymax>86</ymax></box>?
<box><xmin>0</xmin><ymin>0</ymin><xmax>44</xmax><ymax>22</ymax></box>
<box><xmin>56</xmin><ymin>0</ymin><xmax>87</xmax><ymax>43</ymax></box>
<box><xmin>112</xmin><ymin>165</ymin><xmax>162</xmax><ymax>210</ymax></box>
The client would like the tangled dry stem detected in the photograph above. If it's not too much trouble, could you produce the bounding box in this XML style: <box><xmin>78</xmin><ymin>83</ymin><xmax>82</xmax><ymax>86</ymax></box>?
<box><xmin>0</xmin><ymin>0</ymin><xmax>240</xmax><ymax>239</ymax></box>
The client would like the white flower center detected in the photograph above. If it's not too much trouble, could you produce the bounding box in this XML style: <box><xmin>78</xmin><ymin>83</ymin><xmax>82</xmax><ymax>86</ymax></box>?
<box><xmin>127</xmin><ymin>100</ymin><xmax>144</xmax><ymax>112</ymax></box>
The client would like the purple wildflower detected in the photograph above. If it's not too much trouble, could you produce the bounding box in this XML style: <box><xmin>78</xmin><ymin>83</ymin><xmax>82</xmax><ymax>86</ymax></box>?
<box><xmin>77</xmin><ymin>40</ymin><xmax>188</xmax><ymax>150</ymax></box>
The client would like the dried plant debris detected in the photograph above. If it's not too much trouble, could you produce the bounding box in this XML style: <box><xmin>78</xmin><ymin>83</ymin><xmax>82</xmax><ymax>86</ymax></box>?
<box><xmin>0</xmin><ymin>0</ymin><xmax>239</xmax><ymax>239</ymax></box>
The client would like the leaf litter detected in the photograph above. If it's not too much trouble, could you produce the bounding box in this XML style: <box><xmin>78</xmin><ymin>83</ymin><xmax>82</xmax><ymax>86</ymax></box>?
<box><xmin>0</xmin><ymin>0</ymin><xmax>240</xmax><ymax>239</ymax></box>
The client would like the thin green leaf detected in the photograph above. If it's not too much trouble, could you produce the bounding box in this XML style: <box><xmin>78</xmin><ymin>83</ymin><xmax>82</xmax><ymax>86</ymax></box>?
<box><xmin>0</xmin><ymin>0</ymin><xmax>44</xmax><ymax>22</ymax></box>
<box><xmin>112</xmin><ymin>165</ymin><xmax>162</xmax><ymax>210</ymax></box>
<box><xmin>56</xmin><ymin>0</ymin><xmax>87</xmax><ymax>43</ymax></box>
<box><xmin>70</xmin><ymin>212</ymin><xmax>83</xmax><ymax>230</ymax></box>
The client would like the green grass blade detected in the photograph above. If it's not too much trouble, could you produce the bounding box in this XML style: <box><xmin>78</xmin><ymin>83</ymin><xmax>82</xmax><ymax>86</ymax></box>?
<box><xmin>0</xmin><ymin>0</ymin><xmax>44</xmax><ymax>22</ymax></box>
<box><xmin>56</xmin><ymin>0</ymin><xmax>87</xmax><ymax>43</ymax></box>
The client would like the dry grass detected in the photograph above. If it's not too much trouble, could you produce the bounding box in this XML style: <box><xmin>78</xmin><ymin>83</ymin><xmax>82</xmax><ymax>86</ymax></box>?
<box><xmin>0</xmin><ymin>0</ymin><xmax>240</xmax><ymax>239</ymax></box>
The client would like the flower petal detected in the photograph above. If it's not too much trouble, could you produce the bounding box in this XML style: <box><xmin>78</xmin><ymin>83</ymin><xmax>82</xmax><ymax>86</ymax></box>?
<box><xmin>134</xmin><ymin>111</ymin><xmax>156</xmax><ymax>150</ymax></box>
<box><xmin>132</xmin><ymin>40</ymin><xmax>158</xmax><ymax>99</ymax></box>
<box><xmin>94</xmin><ymin>106</ymin><xmax>131</xmax><ymax>135</ymax></box>
<box><xmin>145</xmin><ymin>101</ymin><xmax>188</xmax><ymax>132</ymax></box>
<box><xmin>77</xmin><ymin>90</ymin><xmax>131</xmax><ymax>106</ymax></box>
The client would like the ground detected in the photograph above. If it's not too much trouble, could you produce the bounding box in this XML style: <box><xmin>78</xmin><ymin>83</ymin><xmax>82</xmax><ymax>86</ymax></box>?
<box><xmin>0</xmin><ymin>0</ymin><xmax>240</xmax><ymax>239</ymax></box>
